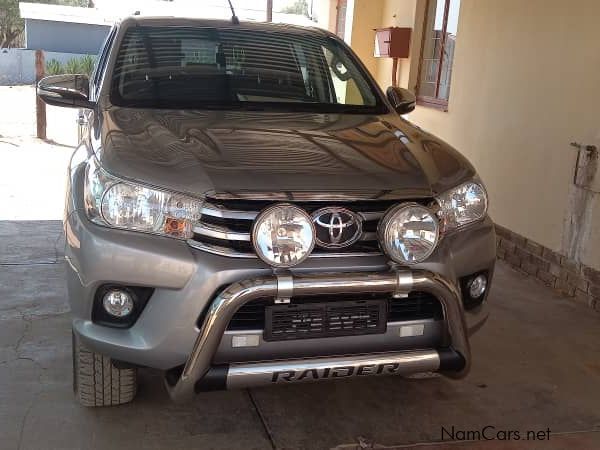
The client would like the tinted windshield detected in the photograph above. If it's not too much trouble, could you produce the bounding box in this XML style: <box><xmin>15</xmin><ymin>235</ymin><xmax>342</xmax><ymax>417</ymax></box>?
<box><xmin>110</xmin><ymin>26</ymin><xmax>385</xmax><ymax>112</ymax></box>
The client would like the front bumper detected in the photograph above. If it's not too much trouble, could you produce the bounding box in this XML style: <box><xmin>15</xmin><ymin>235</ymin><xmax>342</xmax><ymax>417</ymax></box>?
<box><xmin>65</xmin><ymin>163</ymin><xmax>496</xmax><ymax>399</ymax></box>
<box><xmin>166</xmin><ymin>270</ymin><xmax>469</xmax><ymax>402</ymax></box>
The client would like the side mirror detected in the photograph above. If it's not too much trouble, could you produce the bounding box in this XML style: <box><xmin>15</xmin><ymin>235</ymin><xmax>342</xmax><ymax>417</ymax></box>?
<box><xmin>386</xmin><ymin>86</ymin><xmax>416</xmax><ymax>115</ymax></box>
<box><xmin>37</xmin><ymin>74</ymin><xmax>94</xmax><ymax>109</ymax></box>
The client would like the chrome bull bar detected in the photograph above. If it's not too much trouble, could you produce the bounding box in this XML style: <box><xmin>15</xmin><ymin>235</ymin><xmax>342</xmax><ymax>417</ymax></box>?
<box><xmin>166</xmin><ymin>270</ymin><xmax>470</xmax><ymax>402</ymax></box>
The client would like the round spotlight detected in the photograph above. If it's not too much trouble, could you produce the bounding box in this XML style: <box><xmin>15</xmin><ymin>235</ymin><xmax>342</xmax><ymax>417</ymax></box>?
<box><xmin>378</xmin><ymin>203</ymin><xmax>440</xmax><ymax>265</ymax></box>
<box><xmin>468</xmin><ymin>274</ymin><xmax>487</xmax><ymax>299</ymax></box>
<box><xmin>252</xmin><ymin>203</ymin><xmax>315</xmax><ymax>268</ymax></box>
<box><xmin>102</xmin><ymin>289</ymin><xmax>134</xmax><ymax>318</ymax></box>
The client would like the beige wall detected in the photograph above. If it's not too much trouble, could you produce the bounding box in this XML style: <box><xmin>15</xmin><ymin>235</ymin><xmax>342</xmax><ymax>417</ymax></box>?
<box><xmin>345</xmin><ymin>0</ymin><xmax>384</xmax><ymax>77</ymax></box>
<box><xmin>347</xmin><ymin>0</ymin><xmax>600</xmax><ymax>270</ymax></box>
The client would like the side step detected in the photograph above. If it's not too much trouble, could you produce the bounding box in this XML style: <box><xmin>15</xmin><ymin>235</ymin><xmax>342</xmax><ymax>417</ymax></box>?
<box><xmin>194</xmin><ymin>349</ymin><xmax>465</xmax><ymax>392</ymax></box>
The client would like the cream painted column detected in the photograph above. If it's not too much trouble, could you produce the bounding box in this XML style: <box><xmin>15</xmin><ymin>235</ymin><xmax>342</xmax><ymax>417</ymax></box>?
<box><xmin>344</xmin><ymin>0</ymin><xmax>383</xmax><ymax>78</ymax></box>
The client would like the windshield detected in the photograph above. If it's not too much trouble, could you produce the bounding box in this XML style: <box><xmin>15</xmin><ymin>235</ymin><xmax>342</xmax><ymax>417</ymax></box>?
<box><xmin>110</xmin><ymin>26</ymin><xmax>386</xmax><ymax>112</ymax></box>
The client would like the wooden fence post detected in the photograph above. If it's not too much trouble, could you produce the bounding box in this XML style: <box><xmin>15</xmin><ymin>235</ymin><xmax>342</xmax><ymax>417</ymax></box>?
<box><xmin>35</xmin><ymin>49</ymin><xmax>46</xmax><ymax>140</ymax></box>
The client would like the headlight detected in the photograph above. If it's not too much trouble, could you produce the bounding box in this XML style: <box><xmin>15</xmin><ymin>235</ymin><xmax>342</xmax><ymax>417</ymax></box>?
<box><xmin>84</xmin><ymin>158</ymin><xmax>202</xmax><ymax>239</ymax></box>
<box><xmin>436</xmin><ymin>181</ymin><xmax>487</xmax><ymax>232</ymax></box>
<box><xmin>252</xmin><ymin>204</ymin><xmax>315</xmax><ymax>268</ymax></box>
<box><xmin>378</xmin><ymin>203</ymin><xmax>439</xmax><ymax>265</ymax></box>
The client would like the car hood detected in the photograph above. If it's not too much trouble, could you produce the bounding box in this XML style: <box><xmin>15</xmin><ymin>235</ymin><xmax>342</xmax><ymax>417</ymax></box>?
<box><xmin>94</xmin><ymin>107</ymin><xmax>475</xmax><ymax>200</ymax></box>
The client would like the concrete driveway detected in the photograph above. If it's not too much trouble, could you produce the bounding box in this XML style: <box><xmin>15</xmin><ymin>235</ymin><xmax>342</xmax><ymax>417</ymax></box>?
<box><xmin>1</xmin><ymin>219</ymin><xmax>600</xmax><ymax>450</ymax></box>
<box><xmin>0</xmin><ymin>86</ymin><xmax>75</xmax><ymax>221</ymax></box>
<box><xmin>1</xmin><ymin>86</ymin><xmax>600</xmax><ymax>449</ymax></box>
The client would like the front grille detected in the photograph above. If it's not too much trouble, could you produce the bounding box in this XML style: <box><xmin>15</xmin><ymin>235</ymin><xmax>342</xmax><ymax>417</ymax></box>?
<box><xmin>224</xmin><ymin>292</ymin><xmax>443</xmax><ymax>333</ymax></box>
<box><xmin>265</xmin><ymin>300</ymin><xmax>386</xmax><ymax>341</ymax></box>
<box><xmin>189</xmin><ymin>197</ymin><xmax>434</xmax><ymax>258</ymax></box>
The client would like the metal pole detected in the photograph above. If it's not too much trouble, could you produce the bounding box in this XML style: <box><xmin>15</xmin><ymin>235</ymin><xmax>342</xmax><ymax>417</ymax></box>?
<box><xmin>35</xmin><ymin>50</ymin><xmax>46</xmax><ymax>140</ymax></box>
<box><xmin>266</xmin><ymin>0</ymin><xmax>273</xmax><ymax>22</ymax></box>
<box><xmin>392</xmin><ymin>57</ymin><xmax>399</xmax><ymax>87</ymax></box>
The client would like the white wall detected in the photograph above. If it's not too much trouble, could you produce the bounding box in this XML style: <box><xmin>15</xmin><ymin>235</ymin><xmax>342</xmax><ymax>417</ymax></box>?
<box><xmin>0</xmin><ymin>49</ymin><xmax>36</xmax><ymax>85</ymax></box>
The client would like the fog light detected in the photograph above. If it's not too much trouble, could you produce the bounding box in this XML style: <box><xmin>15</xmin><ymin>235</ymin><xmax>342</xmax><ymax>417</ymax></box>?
<box><xmin>102</xmin><ymin>289</ymin><xmax>134</xmax><ymax>318</ymax></box>
<box><xmin>468</xmin><ymin>274</ymin><xmax>487</xmax><ymax>299</ymax></box>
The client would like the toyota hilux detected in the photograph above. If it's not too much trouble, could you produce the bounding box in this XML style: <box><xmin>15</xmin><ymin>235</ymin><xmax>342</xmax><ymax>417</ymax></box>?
<box><xmin>37</xmin><ymin>16</ymin><xmax>496</xmax><ymax>406</ymax></box>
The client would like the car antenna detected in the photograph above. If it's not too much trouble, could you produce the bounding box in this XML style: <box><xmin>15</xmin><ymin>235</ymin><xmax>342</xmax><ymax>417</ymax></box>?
<box><xmin>227</xmin><ymin>0</ymin><xmax>240</xmax><ymax>24</ymax></box>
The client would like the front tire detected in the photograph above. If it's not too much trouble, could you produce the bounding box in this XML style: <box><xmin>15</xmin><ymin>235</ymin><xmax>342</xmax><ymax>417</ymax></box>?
<box><xmin>72</xmin><ymin>332</ymin><xmax>137</xmax><ymax>407</ymax></box>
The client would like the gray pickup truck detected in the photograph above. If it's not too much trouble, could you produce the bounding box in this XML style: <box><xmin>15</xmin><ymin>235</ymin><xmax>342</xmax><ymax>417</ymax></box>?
<box><xmin>38</xmin><ymin>16</ymin><xmax>495</xmax><ymax>407</ymax></box>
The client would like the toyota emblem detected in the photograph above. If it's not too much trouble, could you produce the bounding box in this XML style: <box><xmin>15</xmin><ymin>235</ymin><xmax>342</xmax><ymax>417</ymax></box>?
<box><xmin>311</xmin><ymin>207</ymin><xmax>362</xmax><ymax>249</ymax></box>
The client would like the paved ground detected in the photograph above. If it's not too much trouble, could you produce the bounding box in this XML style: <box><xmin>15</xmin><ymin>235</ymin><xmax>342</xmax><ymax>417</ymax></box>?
<box><xmin>0</xmin><ymin>86</ymin><xmax>76</xmax><ymax>221</ymax></box>
<box><xmin>1</xmin><ymin>85</ymin><xmax>600</xmax><ymax>449</ymax></box>
<box><xmin>1</xmin><ymin>220</ymin><xmax>600</xmax><ymax>450</ymax></box>
<box><xmin>0</xmin><ymin>85</ymin><xmax>78</xmax><ymax>148</ymax></box>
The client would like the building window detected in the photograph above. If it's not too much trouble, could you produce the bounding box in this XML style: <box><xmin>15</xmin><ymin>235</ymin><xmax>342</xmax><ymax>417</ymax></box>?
<box><xmin>417</xmin><ymin>0</ymin><xmax>461</xmax><ymax>110</ymax></box>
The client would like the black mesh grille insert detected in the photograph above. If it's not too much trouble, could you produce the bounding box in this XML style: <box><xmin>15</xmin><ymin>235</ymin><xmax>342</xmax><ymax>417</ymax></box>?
<box><xmin>264</xmin><ymin>300</ymin><xmax>386</xmax><ymax>341</ymax></box>
<box><xmin>224</xmin><ymin>291</ymin><xmax>443</xmax><ymax>334</ymax></box>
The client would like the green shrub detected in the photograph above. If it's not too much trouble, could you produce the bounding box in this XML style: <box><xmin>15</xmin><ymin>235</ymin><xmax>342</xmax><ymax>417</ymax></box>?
<box><xmin>64</xmin><ymin>57</ymin><xmax>82</xmax><ymax>74</ymax></box>
<box><xmin>45</xmin><ymin>59</ymin><xmax>64</xmax><ymax>76</ymax></box>
<box><xmin>79</xmin><ymin>55</ymin><xmax>95</xmax><ymax>76</ymax></box>
<box><xmin>44</xmin><ymin>55</ymin><xmax>97</xmax><ymax>76</ymax></box>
